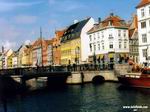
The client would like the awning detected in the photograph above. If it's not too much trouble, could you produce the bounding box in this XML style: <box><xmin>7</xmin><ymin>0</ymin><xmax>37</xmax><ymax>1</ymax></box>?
<box><xmin>99</xmin><ymin>54</ymin><xmax>104</xmax><ymax>59</ymax></box>
<box><xmin>108</xmin><ymin>53</ymin><xmax>114</xmax><ymax>58</ymax></box>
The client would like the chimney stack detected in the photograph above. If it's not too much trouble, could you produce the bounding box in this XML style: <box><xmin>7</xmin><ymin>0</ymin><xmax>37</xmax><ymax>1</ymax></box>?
<box><xmin>98</xmin><ymin>17</ymin><xmax>101</xmax><ymax>23</ymax></box>
<box><xmin>110</xmin><ymin>13</ymin><xmax>114</xmax><ymax>16</ymax></box>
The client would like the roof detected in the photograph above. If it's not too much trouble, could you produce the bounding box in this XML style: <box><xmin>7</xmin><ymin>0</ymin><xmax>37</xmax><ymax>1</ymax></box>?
<box><xmin>61</xmin><ymin>18</ymin><xmax>91</xmax><ymax>43</ymax></box>
<box><xmin>88</xmin><ymin>14</ymin><xmax>128</xmax><ymax>33</ymax></box>
<box><xmin>129</xmin><ymin>15</ymin><xmax>138</xmax><ymax>39</ymax></box>
<box><xmin>136</xmin><ymin>0</ymin><xmax>150</xmax><ymax>8</ymax></box>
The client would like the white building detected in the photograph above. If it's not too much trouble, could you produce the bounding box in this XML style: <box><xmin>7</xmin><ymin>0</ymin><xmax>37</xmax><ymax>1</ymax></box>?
<box><xmin>136</xmin><ymin>0</ymin><xmax>150</xmax><ymax>65</ymax></box>
<box><xmin>87</xmin><ymin>13</ymin><xmax>129</xmax><ymax>64</ymax></box>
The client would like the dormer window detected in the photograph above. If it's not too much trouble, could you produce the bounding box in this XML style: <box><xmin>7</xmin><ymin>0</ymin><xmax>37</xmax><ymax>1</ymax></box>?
<box><xmin>118</xmin><ymin>30</ymin><xmax>121</xmax><ymax>37</ymax></box>
<box><xmin>108</xmin><ymin>20</ymin><xmax>112</xmax><ymax>26</ymax></box>
<box><xmin>89</xmin><ymin>35</ymin><xmax>92</xmax><ymax>41</ymax></box>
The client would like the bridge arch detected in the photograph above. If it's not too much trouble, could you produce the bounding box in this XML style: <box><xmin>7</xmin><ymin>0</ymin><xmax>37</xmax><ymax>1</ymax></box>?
<box><xmin>92</xmin><ymin>75</ymin><xmax>105</xmax><ymax>84</ymax></box>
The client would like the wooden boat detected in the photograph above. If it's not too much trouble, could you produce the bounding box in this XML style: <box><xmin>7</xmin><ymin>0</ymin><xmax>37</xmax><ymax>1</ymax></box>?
<box><xmin>118</xmin><ymin>68</ymin><xmax>150</xmax><ymax>88</ymax></box>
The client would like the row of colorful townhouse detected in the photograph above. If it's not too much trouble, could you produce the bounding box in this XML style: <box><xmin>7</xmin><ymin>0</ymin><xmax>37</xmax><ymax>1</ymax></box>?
<box><xmin>1</xmin><ymin>0</ymin><xmax>147</xmax><ymax>69</ymax></box>
<box><xmin>0</xmin><ymin>38</ymin><xmax>54</xmax><ymax>69</ymax></box>
<box><xmin>0</xmin><ymin>13</ymin><xmax>138</xmax><ymax>69</ymax></box>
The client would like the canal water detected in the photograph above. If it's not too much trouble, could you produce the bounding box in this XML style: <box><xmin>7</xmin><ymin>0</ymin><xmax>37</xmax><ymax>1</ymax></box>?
<box><xmin>0</xmin><ymin>83</ymin><xmax>150</xmax><ymax>112</ymax></box>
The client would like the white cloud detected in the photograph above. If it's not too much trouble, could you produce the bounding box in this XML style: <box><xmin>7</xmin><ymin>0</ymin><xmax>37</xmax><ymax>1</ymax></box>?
<box><xmin>48</xmin><ymin>0</ymin><xmax>85</xmax><ymax>12</ymax></box>
<box><xmin>24</xmin><ymin>40</ymin><xmax>31</xmax><ymax>45</ymax></box>
<box><xmin>0</xmin><ymin>18</ymin><xmax>21</xmax><ymax>40</ymax></box>
<box><xmin>14</xmin><ymin>15</ymin><xmax>37</xmax><ymax>24</ymax></box>
<box><xmin>1</xmin><ymin>40</ymin><xmax>16</xmax><ymax>51</ymax></box>
<box><xmin>0</xmin><ymin>1</ymin><xmax>43</xmax><ymax>12</ymax></box>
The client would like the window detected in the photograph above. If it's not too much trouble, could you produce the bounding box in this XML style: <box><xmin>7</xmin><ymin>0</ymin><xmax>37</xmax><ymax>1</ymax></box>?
<box><xmin>94</xmin><ymin>34</ymin><xmax>96</xmax><ymax>40</ymax></box>
<box><xmin>109</xmin><ymin>34</ymin><xmax>113</xmax><ymax>39</ymax></box>
<box><xmin>101</xmin><ymin>31</ymin><xmax>104</xmax><ymax>38</ymax></box>
<box><xmin>123</xmin><ymin>30</ymin><xmax>126</xmax><ymax>37</ymax></box>
<box><xmin>89</xmin><ymin>44</ymin><xmax>92</xmax><ymax>52</ymax></box>
<box><xmin>97</xmin><ymin>32</ymin><xmax>100</xmax><ymax>39</ymax></box>
<box><xmin>109</xmin><ymin>43</ymin><xmax>113</xmax><ymax>49</ymax></box>
<box><xmin>118</xmin><ymin>30</ymin><xmax>121</xmax><ymax>37</ymax></box>
<box><xmin>102</xmin><ymin>43</ymin><xmax>104</xmax><ymax>50</ymax></box>
<box><xmin>142</xmin><ymin>49</ymin><xmax>147</xmax><ymax>57</ymax></box>
<box><xmin>98</xmin><ymin>44</ymin><xmax>100</xmax><ymax>50</ymax></box>
<box><xmin>119</xmin><ymin>42</ymin><xmax>121</xmax><ymax>49</ymax></box>
<box><xmin>141</xmin><ymin>22</ymin><xmax>146</xmax><ymax>28</ymax></box>
<box><xmin>142</xmin><ymin>34</ymin><xmax>147</xmax><ymax>43</ymax></box>
<box><xmin>89</xmin><ymin>35</ymin><xmax>92</xmax><ymax>41</ymax></box>
<box><xmin>141</xmin><ymin>9</ymin><xmax>145</xmax><ymax>17</ymax></box>
<box><xmin>124</xmin><ymin>42</ymin><xmax>127</xmax><ymax>48</ymax></box>
<box><xmin>94</xmin><ymin>44</ymin><xmax>96</xmax><ymax>51</ymax></box>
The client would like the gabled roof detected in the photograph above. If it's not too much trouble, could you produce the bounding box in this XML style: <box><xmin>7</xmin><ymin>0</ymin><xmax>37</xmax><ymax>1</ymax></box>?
<box><xmin>129</xmin><ymin>15</ymin><xmax>138</xmax><ymax>39</ymax></box>
<box><xmin>136</xmin><ymin>0</ymin><xmax>150</xmax><ymax>8</ymax></box>
<box><xmin>61</xmin><ymin>18</ymin><xmax>91</xmax><ymax>43</ymax></box>
<box><xmin>88</xmin><ymin>14</ymin><xmax>128</xmax><ymax>34</ymax></box>
<box><xmin>32</xmin><ymin>38</ymin><xmax>53</xmax><ymax>49</ymax></box>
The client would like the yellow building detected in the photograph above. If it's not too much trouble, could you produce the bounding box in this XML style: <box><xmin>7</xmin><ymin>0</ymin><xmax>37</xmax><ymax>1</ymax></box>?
<box><xmin>61</xmin><ymin>38</ymin><xmax>80</xmax><ymax>65</ymax></box>
<box><xmin>7</xmin><ymin>54</ymin><xmax>13</xmax><ymax>68</ymax></box>
<box><xmin>0</xmin><ymin>53</ymin><xmax>2</xmax><ymax>69</ymax></box>
<box><xmin>18</xmin><ymin>44</ymin><xmax>32</xmax><ymax>67</ymax></box>
<box><xmin>60</xmin><ymin>18</ymin><xmax>94</xmax><ymax>65</ymax></box>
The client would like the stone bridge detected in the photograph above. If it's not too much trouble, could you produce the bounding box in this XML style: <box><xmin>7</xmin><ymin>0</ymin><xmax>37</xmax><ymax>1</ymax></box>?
<box><xmin>67</xmin><ymin>70</ymin><xmax>118</xmax><ymax>84</ymax></box>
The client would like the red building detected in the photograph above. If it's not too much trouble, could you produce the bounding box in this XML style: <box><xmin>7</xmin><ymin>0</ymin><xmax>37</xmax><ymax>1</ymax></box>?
<box><xmin>52</xmin><ymin>30</ymin><xmax>65</xmax><ymax>65</ymax></box>
<box><xmin>32</xmin><ymin>38</ymin><xmax>53</xmax><ymax>66</ymax></box>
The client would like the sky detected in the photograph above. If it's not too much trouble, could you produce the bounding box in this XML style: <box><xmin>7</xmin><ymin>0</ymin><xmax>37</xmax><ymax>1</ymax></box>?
<box><xmin>0</xmin><ymin>0</ymin><xmax>140</xmax><ymax>51</ymax></box>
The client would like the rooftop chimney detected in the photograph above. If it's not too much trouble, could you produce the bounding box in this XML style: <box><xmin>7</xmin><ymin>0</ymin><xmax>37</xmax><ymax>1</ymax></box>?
<box><xmin>110</xmin><ymin>13</ymin><xmax>114</xmax><ymax>16</ymax></box>
<box><xmin>98</xmin><ymin>17</ymin><xmax>101</xmax><ymax>23</ymax></box>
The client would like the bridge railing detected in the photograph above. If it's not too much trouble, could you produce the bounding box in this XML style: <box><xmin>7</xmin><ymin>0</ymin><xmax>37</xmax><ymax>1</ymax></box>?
<box><xmin>0</xmin><ymin>62</ymin><xmax>129</xmax><ymax>76</ymax></box>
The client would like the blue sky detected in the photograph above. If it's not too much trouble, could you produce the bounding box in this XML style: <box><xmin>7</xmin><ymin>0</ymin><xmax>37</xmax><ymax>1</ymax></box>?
<box><xmin>0</xmin><ymin>0</ymin><xmax>140</xmax><ymax>50</ymax></box>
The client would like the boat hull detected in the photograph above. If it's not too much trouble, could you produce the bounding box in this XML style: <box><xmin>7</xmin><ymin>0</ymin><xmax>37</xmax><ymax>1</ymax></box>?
<box><xmin>118</xmin><ymin>76</ymin><xmax>150</xmax><ymax>88</ymax></box>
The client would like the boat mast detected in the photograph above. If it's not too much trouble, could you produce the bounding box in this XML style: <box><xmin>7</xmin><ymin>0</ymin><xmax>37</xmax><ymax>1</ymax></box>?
<box><xmin>40</xmin><ymin>27</ymin><xmax>43</xmax><ymax>67</ymax></box>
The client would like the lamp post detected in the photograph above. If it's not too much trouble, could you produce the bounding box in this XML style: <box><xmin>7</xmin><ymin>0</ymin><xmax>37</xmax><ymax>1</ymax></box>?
<box><xmin>75</xmin><ymin>47</ymin><xmax>79</xmax><ymax>64</ymax></box>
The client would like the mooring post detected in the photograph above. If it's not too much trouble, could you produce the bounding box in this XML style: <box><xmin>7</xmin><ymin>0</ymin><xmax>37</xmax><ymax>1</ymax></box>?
<box><xmin>81</xmin><ymin>72</ymin><xmax>84</xmax><ymax>84</ymax></box>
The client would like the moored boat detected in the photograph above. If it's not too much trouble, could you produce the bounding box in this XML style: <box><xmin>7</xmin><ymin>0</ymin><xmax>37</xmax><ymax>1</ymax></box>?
<box><xmin>118</xmin><ymin>68</ymin><xmax>150</xmax><ymax>88</ymax></box>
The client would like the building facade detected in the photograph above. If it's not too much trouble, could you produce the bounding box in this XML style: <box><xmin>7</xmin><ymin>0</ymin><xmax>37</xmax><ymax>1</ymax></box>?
<box><xmin>129</xmin><ymin>15</ymin><xmax>139</xmax><ymax>63</ymax></box>
<box><xmin>61</xmin><ymin>17</ymin><xmax>94</xmax><ymax>65</ymax></box>
<box><xmin>0</xmin><ymin>53</ymin><xmax>2</xmax><ymax>69</ymax></box>
<box><xmin>12</xmin><ymin>51</ymin><xmax>18</xmax><ymax>68</ymax></box>
<box><xmin>52</xmin><ymin>30</ymin><xmax>65</xmax><ymax>65</ymax></box>
<box><xmin>32</xmin><ymin>38</ymin><xmax>53</xmax><ymax>66</ymax></box>
<box><xmin>88</xmin><ymin>13</ymin><xmax>129</xmax><ymax>64</ymax></box>
<box><xmin>17</xmin><ymin>44</ymin><xmax>32</xmax><ymax>67</ymax></box>
<box><xmin>3</xmin><ymin>49</ymin><xmax>13</xmax><ymax>69</ymax></box>
<box><xmin>136</xmin><ymin>0</ymin><xmax>150</xmax><ymax>64</ymax></box>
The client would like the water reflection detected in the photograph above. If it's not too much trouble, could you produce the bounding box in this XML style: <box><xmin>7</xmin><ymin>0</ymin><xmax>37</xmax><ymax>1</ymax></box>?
<box><xmin>0</xmin><ymin>83</ymin><xmax>150</xmax><ymax>112</ymax></box>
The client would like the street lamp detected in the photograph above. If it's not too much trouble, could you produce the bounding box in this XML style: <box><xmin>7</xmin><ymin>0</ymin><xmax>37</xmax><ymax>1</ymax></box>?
<box><xmin>75</xmin><ymin>46</ymin><xmax>80</xmax><ymax>64</ymax></box>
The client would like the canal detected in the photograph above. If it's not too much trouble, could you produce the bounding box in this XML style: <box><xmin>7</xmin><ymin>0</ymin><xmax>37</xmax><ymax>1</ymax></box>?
<box><xmin>0</xmin><ymin>83</ymin><xmax>150</xmax><ymax>112</ymax></box>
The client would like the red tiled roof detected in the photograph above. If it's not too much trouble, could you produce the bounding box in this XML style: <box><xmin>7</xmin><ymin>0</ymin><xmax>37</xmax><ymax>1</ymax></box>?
<box><xmin>129</xmin><ymin>15</ymin><xmax>138</xmax><ymax>39</ymax></box>
<box><xmin>136</xmin><ymin>0</ymin><xmax>150</xmax><ymax>8</ymax></box>
<box><xmin>88</xmin><ymin>14</ymin><xmax>128</xmax><ymax>33</ymax></box>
